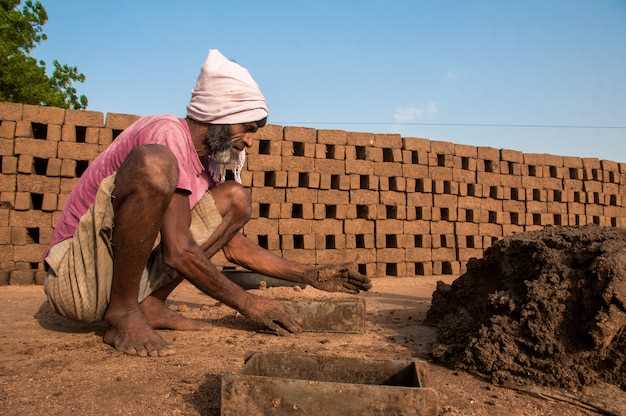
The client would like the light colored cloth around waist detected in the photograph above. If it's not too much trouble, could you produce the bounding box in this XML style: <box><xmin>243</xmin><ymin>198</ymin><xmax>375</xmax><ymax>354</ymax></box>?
<box><xmin>44</xmin><ymin>174</ymin><xmax>223</xmax><ymax>322</ymax></box>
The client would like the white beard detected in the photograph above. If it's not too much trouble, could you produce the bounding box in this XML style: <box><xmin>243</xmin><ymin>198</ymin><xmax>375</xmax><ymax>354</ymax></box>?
<box><xmin>207</xmin><ymin>149</ymin><xmax>246</xmax><ymax>184</ymax></box>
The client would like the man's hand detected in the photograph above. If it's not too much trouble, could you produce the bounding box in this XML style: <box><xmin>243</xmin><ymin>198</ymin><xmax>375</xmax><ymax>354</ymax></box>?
<box><xmin>302</xmin><ymin>263</ymin><xmax>372</xmax><ymax>294</ymax></box>
<box><xmin>240</xmin><ymin>296</ymin><xmax>304</xmax><ymax>336</ymax></box>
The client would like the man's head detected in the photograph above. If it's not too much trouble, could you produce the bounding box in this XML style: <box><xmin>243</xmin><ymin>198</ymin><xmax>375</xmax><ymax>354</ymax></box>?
<box><xmin>191</xmin><ymin>117</ymin><xmax>267</xmax><ymax>162</ymax></box>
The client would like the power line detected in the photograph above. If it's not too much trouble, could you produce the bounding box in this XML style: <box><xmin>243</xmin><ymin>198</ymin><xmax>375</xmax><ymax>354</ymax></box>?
<box><xmin>272</xmin><ymin>121</ymin><xmax>626</xmax><ymax>129</ymax></box>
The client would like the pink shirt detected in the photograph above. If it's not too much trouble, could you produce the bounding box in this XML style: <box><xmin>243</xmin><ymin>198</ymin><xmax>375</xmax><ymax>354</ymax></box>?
<box><xmin>50</xmin><ymin>115</ymin><xmax>217</xmax><ymax>249</ymax></box>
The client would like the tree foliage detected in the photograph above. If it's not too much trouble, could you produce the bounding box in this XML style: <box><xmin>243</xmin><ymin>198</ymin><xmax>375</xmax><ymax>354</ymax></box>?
<box><xmin>0</xmin><ymin>0</ymin><xmax>88</xmax><ymax>109</ymax></box>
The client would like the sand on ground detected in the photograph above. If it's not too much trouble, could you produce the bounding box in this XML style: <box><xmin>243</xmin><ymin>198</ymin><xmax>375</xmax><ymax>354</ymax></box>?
<box><xmin>0</xmin><ymin>277</ymin><xmax>624</xmax><ymax>416</ymax></box>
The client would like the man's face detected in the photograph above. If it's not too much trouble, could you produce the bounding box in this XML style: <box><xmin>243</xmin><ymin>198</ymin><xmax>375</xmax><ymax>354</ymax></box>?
<box><xmin>204</xmin><ymin>118</ymin><xmax>266</xmax><ymax>163</ymax></box>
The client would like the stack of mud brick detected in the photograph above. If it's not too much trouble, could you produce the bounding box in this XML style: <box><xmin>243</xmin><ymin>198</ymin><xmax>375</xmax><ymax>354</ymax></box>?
<box><xmin>0</xmin><ymin>102</ymin><xmax>139</xmax><ymax>285</ymax></box>
<box><xmin>1</xmin><ymin>101</ymin><xmax>625</xmax><ymax>284</ymax></box>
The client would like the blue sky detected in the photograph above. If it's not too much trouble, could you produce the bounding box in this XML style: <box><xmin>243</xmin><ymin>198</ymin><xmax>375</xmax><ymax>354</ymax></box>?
<box><xmin>35</xmin><ymin>0</ymin><xmax>626</xmax><ymax>161</ymax></box>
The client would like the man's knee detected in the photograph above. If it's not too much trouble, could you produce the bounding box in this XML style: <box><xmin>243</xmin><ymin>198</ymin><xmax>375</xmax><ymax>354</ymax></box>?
<box><xmin>222</xmin><ymin>181</ymin><xmax>251</xmax><ymax>223</ymax></box>
<box><xmin>124</xmin><ymin>144</ymin><xmax>178</xmax><ymax>196</ymax></box>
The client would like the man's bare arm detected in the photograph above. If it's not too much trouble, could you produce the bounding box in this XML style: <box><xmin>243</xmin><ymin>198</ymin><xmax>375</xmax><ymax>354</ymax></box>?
<box><xmin>222</xmin><ymin>233</ymin><xmax>372</xmax><ymax>293</ymax></box>
<box><xmin>221</xmin><ymin>233</ymin><xmax>309</xmax><ymax>282</ymax></box>
<box><xmin>160</xmin><ymin>192</ymin><xmax>302</xmax><ymax>335</ymax></box>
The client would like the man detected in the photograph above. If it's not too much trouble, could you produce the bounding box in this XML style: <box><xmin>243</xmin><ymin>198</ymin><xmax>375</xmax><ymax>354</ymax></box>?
<box><xmin>44</xmin><ymin>49</ymin><xmax>371</xmax><ymax>357</ymax></box>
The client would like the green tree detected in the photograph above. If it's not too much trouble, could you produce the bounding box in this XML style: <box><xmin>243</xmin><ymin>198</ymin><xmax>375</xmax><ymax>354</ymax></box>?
<box><xmin>0</xmin><ymin>0</ymin><xmax>88</xmax><ymax>109</ymax></box>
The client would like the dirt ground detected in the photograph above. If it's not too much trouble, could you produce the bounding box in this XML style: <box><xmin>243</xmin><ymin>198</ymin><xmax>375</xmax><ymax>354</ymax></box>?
<box><xmin>1</xmin><ymin>277</ymin><xmax>625</xmax><ymax>416</ymax></box>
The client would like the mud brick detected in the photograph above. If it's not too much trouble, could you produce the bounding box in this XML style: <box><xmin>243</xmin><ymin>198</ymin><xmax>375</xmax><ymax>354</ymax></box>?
<box><xmin>44</xmin><ymin>124</ymin><xmax>61</xmax><ymax>141</ymax></box>
<box><xmin>0</xmin><ymin>121</ymin><xmax>16</xmax><ymax>139</ymax></box>
<box><xmin>315</xmin><ymin>190</ymin><xmax>348</xmax><ymax>206</ymax></box>
<box><xmin>238</xmin><ymin>170</ymin><xmax>252</xmax><ymax>187</ymax></box>
<box><xmin>405</xmin><ymin>247</ymin><xmax>432</xmax><ymax>262</ymax></box>
<box><xmin>350</xmin><ymin>189</ymin><xmax>378</xmax><ymax>205</ymax></box>
<box><xmin>604</xmin><ymin>206</ymin><xmax>624</xmax><ymax>219</ymax></box>
<box><xmin>286</xmin><ymin>188</ymin><xmax>318</xmax><ymax>204</ymax></box>
<box><xmin>524</xmin><ymin>212</ymin><xmax>548</xmax><ymax>227</ymax></box>
<box><xmin>98</xmin><ymin>127</ymin><xmax>114</xmax><ymax>147</ymax></box>
<box><xmin>455</xmin><ymin>221</ymin><xmax>478</xmax><ymax>235</ymax></box>
<box><xmin>373</xmin><ymin>133</ymin><xmax>401</xmax><ymax>149</ymax></box>
<box><xmin>429</xmin><ymin>165</ymin><xmax>454</xmax><ymax>181</ymax></box>
<box><xmin>64</xmin><ymin>109</ymin><xmax>104</xmax><ymax>127</ymax></box>
<box><xmin>278</xmin><ymin>218</ymin><xmax>313</xmax><ymax>234</ymax></box>
<box><xmin>403</xmin><ymin>231</ymin><xmax>433</xmax><ymax>250</ymax></box>
<box><xmin>409</xmin><ymin>260</ymin><xmax>433</xmax><ymax>276</ymax></box>
<box><xmin>431</xmin><ymin>246</ymin><xmax>456</xmax><ymax>262</ymax></box>
<box><xmin>345</xmin><ymin>204</ymin><xmax>378</xmax><ymax>220</ymax></box>
<box><xmin>479</xmin><ymin>223</ymin><xmax>503</xmax><ymax>238</ymax></box>
<box><xmin>0</xmin><ymin>138</ymin><xmax>13</xmax><ymax>156</ymax></box>
<box><xmin>17</xmin><ymin>175</ymin><xmax>60</xmax><ymax>194</ymax></box>
<box><xmin>56</xmin><ymin>193</ymin><xmax>70</xmax><ymax>210</ymax></box>
<box><xmin>314</xmin><ymin>158</ymin><xmax>345</xmax><ymax>175</ymax></box>
<box><xmin>346</xmin><ymin>234</ymin><xmax>375</xmax><ymax>249</ymax></box>
<box><xmin>432</xmin><ymin>180</ymin><xmax>458</xmax><ymax>195</ymax></box>
<box><xmin>315</xmin><ymin>233</ymin><xmax>346</xmax><ymax>250</ymax></box>
<box><xmin>314</xmin><ymin>143</ymin><xmax>346</xmax><ymax>161</ymax></box>
<box><xmin>10</xmin><ymin>269</ymin><xmax>34</xmax><ymax>285</ymax></box>
<box><xmin>58</xmin><ymin>142</ymin><xmax>99</xmax><ymax>160</ymax></box>
<box><xmin>82</xmin><ymin>127</ymin><xmax>99</xmax><ymax>144</ymax></box>
<box><xmin>14</xmin><ymin>138</ymin><xmax>57</xmax><ymax>159</ymax></box>
<box><xmin>457</xmin><ymin>248</ymin><xmax>483</xmax><ymax>262</ymax></box>
<box><xmin>251</xmin><ymin>188</ymin><xmax>285</xmax><ymax>203</ymax></box>
<box><xmin>586</xmin><ymin>190</ymin><xmax>605</xmax><ymax>206</ymax></box>
<box><xmin>585</xmin><ymin>204</ymin><xmax>604</xmax><ymax>216</ymax></box>
<box><xmin>499</xmin><ymin>148</ymin><xmax>522</xmax><ymax>163</ymax></box>
<box><xmin>430</xmin><ymin>220</ymin><xmax>454</xmax><ymax>235</ymax></box>
<box><xmin>13</xmin><ymin>244</ymin><xmax>46</xmax><ymax>262</ymax></box>
<box><xmin>317</xmin><ymin>249</ymin><xmax>354</xmax><ymax>265</ymax></box>
<box><xmin>433</xmin><ymin>193</ymin><xmax>457</xmax><ymax>208</ymax></box>
<box><xmin>318</xmin><ymin>173</ymin><xmax>347</xmax><ymax>190</ymax></box>
<box><xmin>250</xmin><ymin>233</ymin><xmax>280</xmax><ymax>250</ymax></box>
<box><xmin>403</xmin><ymin>218</ymin><xmax>430</xmax><ymax>235</ymax></box>
<box><xmin>242</xmin><ymin>218</ymin><xmax>278</xmax><ymax>235</ymax></box>
<box><xmin>406</xmin><ymin>177</ymin><xmax>433</xmax><ymax>194</ymax></box>
<box><xmin>376</xmin><ymin>204</ymin><xmax>406</xmax><ymax>220</ymax></box>
<box><xmin>346</xmin><ymin>131</ymin><xmax>375</xmax><ymax>147</ymax></box>
<box><xmin>458</xmin><ymin>182</ymin><xmax>481</xmax><ymax>197</ymax></box>
<box><xmin>0</xmin><ymin>101</ymin><xmax>23</xmax><ymax>121</ymax></box>
<box><xmin>17</xmin><ymin>155</ymin><xmax>33</xmax><ymax>174</ymax></box>
<box><xmin>453</xmin><ymin>157</ymin><xmax>477</xmax><ymax>176</ymax></box>
<box><xmin>0</xmin><ymin>174</ymin><xmax>15</xmax><ymax>192</ymax></box>
<box><xmin>0</xmin><ymin>209</ymin><xmax>8</xmax><ymax>226</ymax></box>
<box><xmin>10</xmin><ymin>210</ymin><xmax>52</xmax><ymax>227</ymax></box>
<box><xmin>284</xmin><ymin>126</ymin><xmax>316</xmax><ymax>143</ymax></box>
<box><xmin>377</xmin><ymin>176</ymin><xmax>404</xmax><ymax>192</ymax></box>
<box><xmin>313</xmin><ymin>219</ymin><xmax>343</xmax><ymax>235</ymax></box>
<box><xmin>251</xmin><ymin>170</ymin><xmax>285</xmax><ymax>188</ymax></box>
<box><xmin>481</xmin><ymin>184</ymin><xmax>504</xmax><ymax>200</ymax></box>
<box><xmin>281</xmin><ymin>155</ymin><xmax>314</xmax><ymax>173</ymax></box>
<box><xmin>349</xmin><ymin>248</ymin><xmax>377</xmax><ymax>264</ymax></box>
<box><xmin>376</xmin><ymin>248</ymin><xmax>406</xmax><ymax>264</ymax></box>
<box><xmin>402</xmin><ymin>164</ymin><xmax>429</xmax><ymax>181</ymax></box>
<box><xmin>375</xmin><ymin>220</ymin><xmax>403</xmax><ymax>246</ymax></box>
<box><xmin>14</xmin><ymin>192</ymin><xmax>31</xmax><ymax>210</ymax></box>
<box><xmin>52</xmin><ymin>210</ymin><xmax>63</xmax><ymax>226</ymax></box>
<box><xmin>349</xmin><ymin>174</ymin><xmax>378</xmax><ymax>190</ymax></box>
<box><xmin>380</xmin><ymin>191</ymin><xmax>405</xmax><ymax>206</ymax></box>
<box><xmin>476</xmin><ymin>171</ymin><xmax>502</xmax><ymax>186</ymax></box>
<box><xmin>343</xmin><ymin>219</ymin><xmax>373</xmax><ymax>235</ymax></box>
<box><xmin>39</xmin><ymin>194</ymin><xmax>56</xmax><ymax>212</ymax></box>
<box><xmin>0</xmin><ymin>192</ymin><xmax>14</xmax><ymax>208</ymax></box>
<box><xmin>402</xmin><ymin>149</ymin><xmax>429</xmax><ymax>166</ymax></box>
<box><xmin>23</xmin><ymin>104</ymin><xmax>65</xmax><ymax>125</ymax></box>
<box><xmin>525</xmin><ymin>187</ymin><xmax>548</xmax><ymax>202</ymax></box>
<box><xmin>281</xmin><ymin>234</ymin><xmax>315</xmax><ymax>250</ymax></box>
<box><xmin>373</xmin><ymin>161</ymin><xmax>402</xmax><ymax>177</ymax></box>
<box><xmin>280</xmin><ymin>202</ymin><xmax>314</xmax><ymax>219</ymax></box>
<box><xmin>1</xmin><ymin>156</ymin><xmax>17</xmax><ymax>175</ymax></box>
<box><xmin>281</xmin><ymin>141</ymin><xmax>315</xmax><ymax>158</ymax></box>
<box><xmin>0</xmin><ymin>226</ymin><xmax>9</xmax><ymax>244</ymax></box>
<box><xmin>428</xmin><ymin>140</ymin><xmax>452</xmax><ymax>155</ymax></box>
<box><xmin>501</xmin><ymin>224</ymin><xmax>524</xmax><ymax>236</ymax></box>
<box><xmin>105</xmin><ymin>112</ymin><xmax>140</xmax><ymax>130</ymax></box>
<box><xmin>315</xmin><ymin>129</ymin><xmax>347</xmax><ymax>145</ymax></box>
<box><xmin>345</xmin><ymin>159</ymin><xmax>373</xmax><ymax>175</ymax></box>
<box><xmin>282</xmin><ymin>249</ymin><xmax>316</xmax><ymax>264</ymax></box>
<box><xmin>499</xmin><ymin>160</ymin><xmax>521</xmax><ymax>175</ymax></box>
<box><xmin>60</xmin><ymin>159</ymin><xmax>77</xmax><ymax>178</ymax></box>
<box><xmin>428</xmin><ymin>152</ymin><xmax>454</xmax><ymax>168</ymax></box>
<box><xmin>15</xmin><ymin>120</ymin><xmax>32</xmax><ymax>138</ymax></box>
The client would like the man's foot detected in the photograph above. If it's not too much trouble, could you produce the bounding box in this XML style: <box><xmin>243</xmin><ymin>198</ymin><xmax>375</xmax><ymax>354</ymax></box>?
<box><xmin>139</xmin><ymin>295</ymin><xmax>213</xmax><ymax>331</ymax></box>
<box><xmin>103</xmin><ymin>308</ymin><xmax>175</xmax><ymax>357</ymax></box>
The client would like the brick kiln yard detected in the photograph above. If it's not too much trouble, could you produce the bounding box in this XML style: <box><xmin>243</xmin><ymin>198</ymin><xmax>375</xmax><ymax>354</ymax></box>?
<box><xmin>0</xmin><ymin>277</ymin><xmax>623</xmax><ymax>416</ymax></box>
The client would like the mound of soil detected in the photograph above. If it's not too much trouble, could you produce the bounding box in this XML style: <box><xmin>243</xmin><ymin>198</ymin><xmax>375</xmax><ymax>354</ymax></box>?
<box><xmin>426</xmin><ymin>226</ymin><xmax>626</xmax><ymax>389</ymax></box>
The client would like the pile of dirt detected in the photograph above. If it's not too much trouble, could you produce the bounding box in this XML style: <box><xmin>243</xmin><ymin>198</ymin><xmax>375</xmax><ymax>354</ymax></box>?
<box><xmin>426</xmin><ymin>226</ymin><xmax>626</xmax><ymax>389</ymax></box>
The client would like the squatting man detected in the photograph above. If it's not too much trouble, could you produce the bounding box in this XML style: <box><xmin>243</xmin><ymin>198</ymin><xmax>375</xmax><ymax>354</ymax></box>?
<box><xmin>43</xmin><ymin>49</ymin><xmax>371</xmax><ymax>357</ymax></box>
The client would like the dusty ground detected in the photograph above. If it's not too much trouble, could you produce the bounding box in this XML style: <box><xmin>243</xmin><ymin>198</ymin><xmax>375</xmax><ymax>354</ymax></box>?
<box><xmin>1</xmin><ymin>277</ymin><xmax>624</xmax><ymax>416</ymax></box>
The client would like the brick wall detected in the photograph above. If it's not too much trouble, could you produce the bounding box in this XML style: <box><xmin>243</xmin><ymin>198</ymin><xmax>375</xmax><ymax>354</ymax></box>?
<box><xmin>1</xmin><ymin>101</ymin><xmax>625</xmax><ymax>284</ymax></box>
